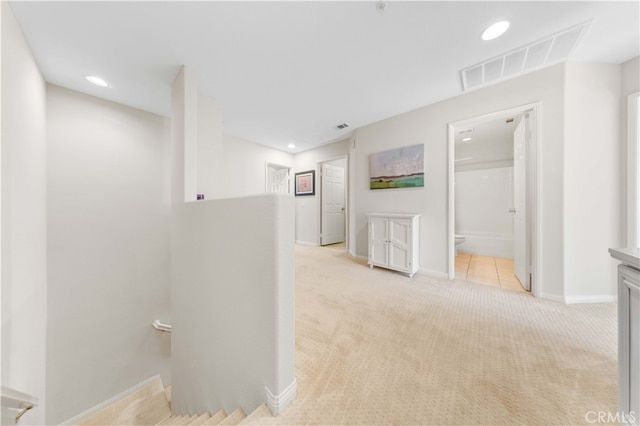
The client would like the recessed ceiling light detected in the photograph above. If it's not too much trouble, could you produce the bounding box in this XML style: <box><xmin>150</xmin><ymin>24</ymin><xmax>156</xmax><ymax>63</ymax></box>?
<box><xmin>85</xmin><ymin>75</ymin><xmax>110</xmax><ymax>87</ymax></box>
<box><xmin>482</xmin><ymin>21</ymin><xmax>510</xmax><ymax>41</ymax></box>
<box><xmin>287</xmin><ymin>143</ymin><xmax>296</xmax><ymax>149</ymax></box>
<box><xmin>462</xmin><ymin>137</ymin><xmax>472</xmax><ymax>142</ymax></box>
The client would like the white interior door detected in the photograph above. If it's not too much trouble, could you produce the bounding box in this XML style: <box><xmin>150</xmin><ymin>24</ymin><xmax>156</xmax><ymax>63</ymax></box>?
<box><xmin>321</xmin><ymin>163</ymin><xmax>345</xmax><ymax>245</ymax></box>
<box><xmin>266</xmin><ymin>164</ymin><xmax>290</xmax><ymax>194</ymax></box>
<box><xmin>271</xmin><ymin>168</ymin><xmax>289</xmax><ymax>193</ymax></box>
<box><xmin>513</xmin><ymin>118</ymin><xmax>529</xmax><ymax>290</ymax></box>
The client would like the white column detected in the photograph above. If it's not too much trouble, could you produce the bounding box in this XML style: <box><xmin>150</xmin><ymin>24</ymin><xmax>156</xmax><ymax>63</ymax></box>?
<box><xmin>171</xmin><ymin>66</ymin><xmax>198</xmax><ymax>203</ymax></box>
<box><xmin>197</xmin><ymin>96</ymin><xmax>223</xmax><ymax>199</ymax></box>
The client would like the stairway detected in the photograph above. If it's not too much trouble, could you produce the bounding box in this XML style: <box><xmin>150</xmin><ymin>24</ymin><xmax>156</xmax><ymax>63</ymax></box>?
<box><xmin>74</xmin><ymin>379</ymin><xmax>274</xmax><ymax>426</ymax></box>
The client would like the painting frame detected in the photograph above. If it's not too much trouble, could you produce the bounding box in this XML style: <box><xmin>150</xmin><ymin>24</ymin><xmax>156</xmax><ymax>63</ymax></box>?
<box><xmin>369</xmin><ymin>144</ymin><xmax>424</xmax><ymax>190</ymax></box>
<box><xmin>295</xmin><ymin>170</ymin><xmax>315</xmax><ymax>196</ymax></box>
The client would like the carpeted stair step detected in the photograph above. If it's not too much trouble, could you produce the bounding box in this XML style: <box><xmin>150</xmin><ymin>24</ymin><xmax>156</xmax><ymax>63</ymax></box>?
<box><xmin>109</xmin><ymin>389</ymin><xmax>172</xmax><ymax>426</ymax></box>
<box><xmin>202</xmin><ymin>409</ymin><xmax>227</xmax><ymax>425</ymax></box>
<box><xmin>179</xmin><ymin>415</ymin><xmax>198</xmax><ymax>425</ymax></box>
<box><xmin>157</xmin><ymin>414</ymin><xmax>193</xmax><ymax>425</ymax></box>
<box><xmin>157</xmin><ymin>414</ymin><xmax>177</xmax><ymax>425</ymax></box>
<box><xmin>238</xmin><ymin>403</ymin><xmax>271</xmax><ymax>424</ymax></box>
<box><xmin>157</xmin><ymin>414</ymin><xmax>179</xmax><ymax>425</ymax></box>
<box><xmin>217</xmin><ymin>408</ymin><xmax>246</xmax><ymax>425</ymax></box>
<box><xmin>76</xmin><ymin>378</ymin><xmax>165</xmax><ymax>425</ymax></box>
<box><xmin>188</xmin><ymin>413</ymin><xmax>212</xmax><ymax>425</ymax></box>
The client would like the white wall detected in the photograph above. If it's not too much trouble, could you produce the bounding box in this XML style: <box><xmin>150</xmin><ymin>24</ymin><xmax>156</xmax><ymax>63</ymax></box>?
<box><xmin>294</xmin><ymin>139</ymin><xmax>350</xmax><ymax>245</ymax></box>
<box><xmin>171</xmin><ymin>194</ymin><xmax>295</xmax><ymax>416</ymax></box>
<box><xmin>222</xmin><ymin>135</ymin><xmax>293</xmax><ymax>198</ymax></box>
<box><xmin>1</xmin><ymin>3</ymin><xmax>47</xmax><ymax>424</ymax></box>
<box><xmin>455</xmin><ymin>166</ymin><xmax>514</xmax><ymax>238</ymax></box>
<box><xmin>46</xmin><ymin>85</ymin><xmax>172</xmax><ymax>424</ymax></box>
<box><xmin>354</xmin><ymin>64</ymin><xmax>565</xmax><ymax>296</ymax></box>
<box><xmin>563</xmin><ymin>62</ymin><xmax>621</xmax><ymax>302</ymax></box>
<box><xmin>621</xmin><ymin>57</ymin><xmax>640</xmax><ymax>98</ymax></box>
<box><xmin>621</xmin><ymin>56</ymin><xmax>639</xmax><ymax>246</ymax></box>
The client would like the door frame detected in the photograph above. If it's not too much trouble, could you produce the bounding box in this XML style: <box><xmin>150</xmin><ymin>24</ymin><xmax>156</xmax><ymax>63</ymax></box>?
<box><xmin>318</xmin><ymin>155</ymin><xmax>349</xmax><ymax>249</ymax></box>
<box><xmin>447</xmin><ymin>102</ymin><xmax>541</xmax><ymax>297</ymax></box>
<box><xmin>265</xmin><ymin>161</ymin><xmax>292</xmax><ymax>194</ymax></box>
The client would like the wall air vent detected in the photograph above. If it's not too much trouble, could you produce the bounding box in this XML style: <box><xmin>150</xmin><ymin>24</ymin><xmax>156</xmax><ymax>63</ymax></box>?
<box><xmin>460</xmin><ymin>20</ymin><xmax>591</xmax><ymax>92</ymax></box>
<box><xmin>337</xmin><ymin>123</ymin><xmax>349</xmax><ymax>130</ymax></box>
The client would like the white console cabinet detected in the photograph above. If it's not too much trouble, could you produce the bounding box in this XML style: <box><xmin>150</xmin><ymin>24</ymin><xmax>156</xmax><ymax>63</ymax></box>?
<box><xmin>610</xmin><ymin>248</ymin><xmax>640</xmax><ymax>426</ymax></box>
<box><xmin>367</xmin><ymin>213</ymin><xmax>420</xmax><ymax>277</ymax></box>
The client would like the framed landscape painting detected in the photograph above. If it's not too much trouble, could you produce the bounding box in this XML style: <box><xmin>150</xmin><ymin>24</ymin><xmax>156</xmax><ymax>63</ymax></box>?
<box><xmin>369</xmin><ymin>144</ymin><xmax>424</xmax><ymax>190</ymax></box>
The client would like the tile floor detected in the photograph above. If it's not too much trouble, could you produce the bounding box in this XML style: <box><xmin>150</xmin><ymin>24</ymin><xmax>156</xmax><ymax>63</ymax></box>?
<box><xmin>455</xmin><ymin>253</ymin><xmax>527</xmax><ymax>293</ymax></box>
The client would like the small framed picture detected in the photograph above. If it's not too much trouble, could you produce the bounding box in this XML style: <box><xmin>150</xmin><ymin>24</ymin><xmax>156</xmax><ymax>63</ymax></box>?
<box><xmin>295</xmin><ymin>170</ymin><xmax>315</xmax><ymax>196</ymax></box>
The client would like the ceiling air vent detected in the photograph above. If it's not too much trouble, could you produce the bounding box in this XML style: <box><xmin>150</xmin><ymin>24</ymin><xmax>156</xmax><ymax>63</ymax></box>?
<box><xmin>460</xmin><ymin>20</ymin><xmax>591</xmax><ymax>92</ymax></box>
<box><xmin>506</xmin><ymin>118</ymin><xmax>514</xmax><ymax>123</ymax></box>
<box><xmin>336</xmin><ymin>123</ymin><xmax>349</xmax><ymax>130</ymax></box>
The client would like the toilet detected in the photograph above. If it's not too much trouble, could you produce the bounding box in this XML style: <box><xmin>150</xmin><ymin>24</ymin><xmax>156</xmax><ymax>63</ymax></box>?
<box><xmin>454</xmin><ymin>235</ymin><xmax>466</xmax><ymax>255</ymax></box>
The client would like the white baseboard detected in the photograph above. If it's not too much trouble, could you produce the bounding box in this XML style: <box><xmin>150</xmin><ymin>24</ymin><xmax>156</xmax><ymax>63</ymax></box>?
<box><xmin>265</xmin><ymin>379</ymin><xmax>297</xmax><ymax>416</ymax></box>
<box><xmin>295</xmin><ymin>240</ymin><xmax>318</xmax><ymax>247</ymax></box>
<box><xmin>60</xmin><ymin>375</ymin><xmax>162</xmax><ymax>425</ymax></box>
<box><xmin>539</xmin><ymin>292</ymin><xmax>566</xmax><ymax>304</ymax></box>
<box><xmin>418</xmin><ymin>268</ymin><xmax>448</xmax><ymax>279</ymax></box>
<box><xmin>564</xmin><ymin>294</ymin><xmax>617</xmax><ymax>304</ymax></box>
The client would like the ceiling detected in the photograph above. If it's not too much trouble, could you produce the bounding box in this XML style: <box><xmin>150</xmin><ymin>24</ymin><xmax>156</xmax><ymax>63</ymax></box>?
<box><xmin>9</xmin><ymin>1</ymin><xmax>639</xmax><ymax>153</ymax></box>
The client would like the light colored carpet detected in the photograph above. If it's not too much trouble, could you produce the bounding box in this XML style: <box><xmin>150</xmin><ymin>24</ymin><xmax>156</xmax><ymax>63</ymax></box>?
<box><xmin>245</xmin><ymin>244</ymin><xmax>617</xmax><ymax>425</ymax></box>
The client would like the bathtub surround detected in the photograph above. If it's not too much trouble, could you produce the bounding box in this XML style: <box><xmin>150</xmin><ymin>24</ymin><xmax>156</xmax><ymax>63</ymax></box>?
<box><xmin>455</xmin><ymin>166</ymin><xmax>514</xmax><ymax>259</ymax></box>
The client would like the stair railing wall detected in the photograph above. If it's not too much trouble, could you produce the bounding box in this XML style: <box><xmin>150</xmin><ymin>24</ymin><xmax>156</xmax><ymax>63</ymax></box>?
<box><xmin>1</xmin><ymin>386</ymin><xmax>38</xmax><ymax>425</ymax></box>
<box><xmin>171</xmin><ymin>193</ymin><xmax>296</xmax><ymax>417</ymax></box>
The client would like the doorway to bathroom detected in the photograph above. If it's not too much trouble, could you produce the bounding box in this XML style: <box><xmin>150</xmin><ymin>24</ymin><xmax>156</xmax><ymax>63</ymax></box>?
<box><xmin>447</xmin><ymin>103</ymin><xmax>540</xmax><ymax>296</ymax></box>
